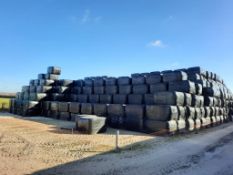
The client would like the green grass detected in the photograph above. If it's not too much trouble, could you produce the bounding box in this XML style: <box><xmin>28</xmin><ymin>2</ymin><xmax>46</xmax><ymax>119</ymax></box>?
<box><xmin>0</xmin><ymin>97</ymin><xmax>10</xmax><ymax>110</ymax></box>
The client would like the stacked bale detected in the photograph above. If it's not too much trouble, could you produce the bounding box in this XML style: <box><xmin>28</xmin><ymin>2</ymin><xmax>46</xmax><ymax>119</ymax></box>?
<box><xmin>9</xmin><ymin>66</ymin><xmax>233</xmax><ymax>135</ymax></box>
<box><xmin>12</xmin><ymin>67</ymin><xmax>61</xmax><ymax>116</ymax></box>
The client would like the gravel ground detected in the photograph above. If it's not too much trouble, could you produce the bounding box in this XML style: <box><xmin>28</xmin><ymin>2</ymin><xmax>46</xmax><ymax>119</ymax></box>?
<box><xmin>0</xmin><ymin>112</ymin><xmax>233</xmax><ymax>175</ymax></box>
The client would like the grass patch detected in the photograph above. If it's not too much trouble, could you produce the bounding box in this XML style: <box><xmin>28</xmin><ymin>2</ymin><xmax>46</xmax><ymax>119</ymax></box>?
<box><xmin>0</xmin><ymin>97</ymin><xmax>10</xmax><ymax>111</ymax></box>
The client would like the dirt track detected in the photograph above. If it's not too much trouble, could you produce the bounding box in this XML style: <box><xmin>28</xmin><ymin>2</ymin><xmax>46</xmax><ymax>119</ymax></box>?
<box><xmin>0</xmin><ymin>113</ymin><xmax>233</xmax><ymax>175</ymax></box>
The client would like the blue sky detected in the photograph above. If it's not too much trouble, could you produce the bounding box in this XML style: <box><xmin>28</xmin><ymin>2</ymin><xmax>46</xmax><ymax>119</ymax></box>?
<box><xmin>0</xmin><ymin>0</ymin><xmax>232</xmax><ymax>92</ymax></box>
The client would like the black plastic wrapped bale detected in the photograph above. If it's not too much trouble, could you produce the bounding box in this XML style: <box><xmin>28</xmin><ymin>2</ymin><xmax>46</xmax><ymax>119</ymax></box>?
<box><xmin>187</xmin><ymin>67</ymin><xmax>207</xmax><ymax>77</ymax></box>
<box><xmin>184</xmin><ymin>93</ymin><xmax>192</xmax><ymax>106</ymax></box>
<box><xmin>146</xmin><ymin>105</ymin><xmax>178</xmax><ymax>121</ymax></box>
<box><xmin>29</xmin><ymin>93</ymin><xmax>47</xmax><ymax>101</ymax></box>
<box><xmin>153</xmin><ymin>92</ymin><xmax>184</xmax><ymax>106</ymax></box>
<box><xmin>36</xmin><ymin>86</ymin><xmax>53</xmax><ymax>93</ymax></box>
<box><xmin>50</xmin><ymin>93</ymin><xmax>65</xmax><ymax>101</ymax></box>
<box><xmin>168</xmin><ymin>80</ymin><xmax>196</xmax><ymax>94</ymax></box>
<box><xmin>94</xmin><ymin>86</ymin><xmax>105</xmax><ymax>94</ymax></box>
<box><xmin>119</xmin><ymin>85</ymin><xmax>132</xmax><ymax>94</ymax></box>
<box><xmin>93</xmin><ymin>104</ymin><xmax>107</xmax><ymax>116</ymax></box>
<box><xmin>81</xmin><ymin>103</ymin><xmax>93</xmax><ymax>115</ymax></box>
<box><xmin>84</xmin><ymin>78</ymin><xmax>93</xmax><ymax>87</ymax></box>
<box><xmin>187</xmin><ymin>118</ymin><xmax>195</xmax><ymax>131</ymax></box>
<box><xmin>105</xmin><ymin>86</ymin><xmax>118</xmax><ymax>94</ymax></box>
<box><xmin>39</xmin><ymin>79</ymin><xmax>55</xmax><ymax>86</ymax></box>
<box><xmin>48</xmin><ymin>110</ymin><xmax>59</xmax><ymax>119</ymax></box>
<box><xmin>117</xmin><ymin>76</ymin><xmax>131</xmax><ymax>85</ymax></box>
<box><xmin>132</xmin><ymin>85</ymin><xmax>148</xmax><ymax>94</ymax></box>
<box><xmin>203</xmin><ymin>87</ymin><xmax>221</xmax><ymax>98</ymax></box>
<box><xmin>131</xmin><ymin>74</ymin><xmax>145</xmax><ymax>85</ymax></box>
<box><xmin>30</xmin><ymin>80</ymin><xmax>35</xmax><ymax>86</ymax></box>
<box><xmin>69</xmin><ymin>102</ymin><xmax>80</xmax><ymax>114</ymax></box>
<box><xmin>178</xmin><ymin>106</ymin><xmax>186</xmax><ymax>120</ymax></box>
<box><xmin>38</xmin><ymin>73</ymin><xmax>46</xmax><ymax>80</ymax></box>
<box><xmin>195</xmin><ymin>108</ymin><xmax>202</xmax><ymax>119</ymax></box>
<box><xmin>186</xmin><ymin>106</ymin><xmax>195</xmax><ymax>120</ymax></box>
<box><xmin>59</xmin><ymin>79</ymin><xmax>73</xmax><ymax>87</ymax></box>
<box><xmin>177</xmin><ymin>119</ymin><xmax>186</xmax><ymax>132</ymax></box>
<box><xmin>22</xmin><ymin>86</ymin><xmax>30</xmax><ymax>93</ymax></box>
<box><xmin>150</xmin><ymin>83</ymin><xmax>168</xmax><ymax>93</ymax></box>
<box><xmin>73</xmin><ymin>80</ymin><xmax>84</xmax><ymax>87</ymax></box>
<box><xmin>46</xmin><ymin>74</ymin><xmax>59</xmax><ymax>80</ymax></box>
<box><xmin>195</xmin><ymin>118</ymin><xmax>201</xmax><ymax>130</ymax></box>
<box><xmin>54</xmin><ymin>86</ymin><xmax>70</xmax><ymax>94</ymax></box>
<box><xmin>42</xmin><ymin>101</ymin><xmax>50</xmax><ymax>115</ymax></box>
<box><xmin>163</xmin><ymin>71</ymin><xmax>188</xmax><ymax>82</ymax></box>
<box><xmin>195</xmin><ymin>83</ymin><xmax>203</xmax><ymax>95</ymax></box>
<box><xmin>29</xmin><ymin>86</ymin><xmax>37</xmax><ymax>93</ymax></box>
<box><xmin>50</xmin><ymin>101</ymin><xmax>59</xmax><ymax>111</ymax></box>
<box><xmin>59</xmin><ymin>112</ymin><xmax>71</xmax><ymax>121</ymax></box>
<box><xmin>72</xmin><ymin>87</ymin><xmax>82</xmax><ymax>94</ymax></box>
<box><xmin>105</xmin><ymin>77</ymin><xmax>117</xmax><ymax>86</ymax></box>
<box><xmin>76</xmin><ymin>115</ymin><xmax>106</xmax><ymax>134</ymax></box>
<box><xmin>22</xmin><ymin>101</ymin><xmax>40</xmax><ymax>116</ymax></box>
<box><xmin>58</xmin><ymin>102</ymin><xmax>69</xmax><ymax>112</ymax></box>
<box><xmin>144</xmin><ymin>94</ymin><xmax>154</xmax><ymax>105</ymax></box>
<box><xmin>145</xmin><ymin>120</ymin><xmax>177</xmax><ymax>133</ymax></box>
<box><xmin>146</xmin><ymin>72</ymin><xmax>161</xmax><ymax>84</ymax></box>
<box><xmin>128</xmin><ymin>94</ymin><xmax>143</xmax><ymax>104</ymax></box>
<box><xmin>83</xmin><ymin>86</ymin><xmax>93</xmax><ymax>95</ymax></box>
<box><xmin>204</xmin><ymin>96</ymin><xmax>214</xmax><ymax>106</ymax></box>
<box><xmin>47</xmin><ymin>66</ymin><xmax>61</xmax><ymax>75</ymax></box>
<box><xmin>125</xmin><ymin>105</ymin><xmax>144</xmax><ymax>131</ymax></box>
<box><xmin>113</xmin><ymin>94</ymin><xmax>127</xmax><ymax>104</ymax></box>
<box><xmin>89</xmin><ymin>95</ymin><xmax>100</xmax><ymax>103</ymax></box>
<box><xmin>99</xmin><ymin>95</ymin><xmax>112</xmax><ymax>104</ymax></box>
<box><xmin>23</xmin><ymin>93</ymin><xmax>30</xmax><ymax>101</ymax></box>
<box><xmin>188</xmin><ymin>73</ymin><xmax>202</xmax><ymax>82</ymax></box>
<box><xmin>94</xmin><ymin>78</ymin><xmax>105</xmax><ymax>86</ymax></box>
<box><xmin>107</xmin><ymin>104</ymin><xmax>125</xmax><ymax>128</ymax></box>
<box><xmin>191</xmin><ymin>95</ymin><xmax>204</xmax><ymax>107</ymax></box>
<box><xmin>77</xmin><ymin>95</ymin><xmax>88</xmax><ymax>103</ymax></box>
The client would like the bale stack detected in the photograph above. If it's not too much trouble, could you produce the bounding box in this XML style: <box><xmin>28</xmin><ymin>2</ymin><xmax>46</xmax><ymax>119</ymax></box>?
<box><xmin>12</xmin><ymin>66</ymin><xmax>61</xmax><ymax>116</ymax></box>
<box><xmin>9</xmin><ymin>66</ymin><xmax>233</xmax><ymax>135</ymax></box>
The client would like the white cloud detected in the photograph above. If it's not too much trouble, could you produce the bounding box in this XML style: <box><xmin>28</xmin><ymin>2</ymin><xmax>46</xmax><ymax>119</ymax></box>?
<box><xmin>81</xmin><ymin>9</ymin><xmax>91</xmax><ymax>23</ymax></box>
<box><xmin>148</xmin><ymin>40</ymin><xmax>167</xmax><ymax>48</ymax></box>
<box><xmin>70</xmin><ymin>9</ymin><xmax>102</xmax><ymax>24</ymax></box>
